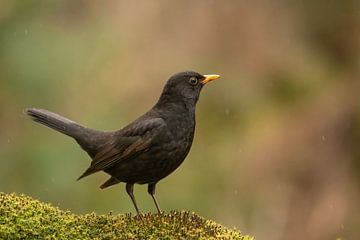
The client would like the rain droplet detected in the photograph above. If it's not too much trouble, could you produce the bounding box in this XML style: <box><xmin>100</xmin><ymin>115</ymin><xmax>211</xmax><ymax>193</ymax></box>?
<box><xmin>24</xmin><ymin>29</ymin><xmax>28</xmax><ymax>35</ymax></box>
<box><xmin>321</xmin><ymin>135</ymin><xmax>326</xmax><ymax>141</ymax></box>
<box><xmin>225</xmin><ymin>109</ymin><xmax>230</xmax><ymax>116</ymax></box>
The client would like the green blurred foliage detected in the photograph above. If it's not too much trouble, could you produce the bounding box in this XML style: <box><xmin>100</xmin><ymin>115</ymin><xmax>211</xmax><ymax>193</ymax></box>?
<box><xmin>0</xmin><ymin>1</ymin><xmax>359</xmax><ymax>240</ymax></box>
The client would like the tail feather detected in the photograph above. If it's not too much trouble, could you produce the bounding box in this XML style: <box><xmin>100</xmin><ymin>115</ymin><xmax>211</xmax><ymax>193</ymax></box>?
<box><xmin>99</xmin><ymin>176</ymin><xmax>121</xmax><ymax>189</ymax></box>
<box><xmin>26</xmin><ymin>108</ymin><xmax>108</xmax><ymax>158</ymax></box>
<box><xmin>26</xmin><ymin>108</ymin><xmax>84</xmax><ymax>138</ymax></box>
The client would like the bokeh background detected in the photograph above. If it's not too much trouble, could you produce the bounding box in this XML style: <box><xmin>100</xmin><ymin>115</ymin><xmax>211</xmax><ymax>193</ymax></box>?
<box><xmin>1</xmin><ymin>1</ymin><xmax>359</xmax><ymax>239</ymax></box>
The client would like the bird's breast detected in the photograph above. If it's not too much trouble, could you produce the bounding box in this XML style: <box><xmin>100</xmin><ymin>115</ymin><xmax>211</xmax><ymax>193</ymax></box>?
<box><xmin>135</xmin><ymin>114</ymin><xmax>195</xmax><ymax>183</ymax></box>
<box><xmin>108</xmin><ymin>108</ymin><xmax>196</xmax><ymax>184</ymax></box>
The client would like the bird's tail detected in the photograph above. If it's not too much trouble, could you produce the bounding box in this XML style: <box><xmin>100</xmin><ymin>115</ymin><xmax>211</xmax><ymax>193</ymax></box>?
<box><xmin>26</xmin><ymin>107</ymin><xmax>106</xmax><ymax>160</ymax></box>
<box><xmin>25</xmin><ymin>108</ymin><xmax>85</xmax><ymax>140</ymax></box>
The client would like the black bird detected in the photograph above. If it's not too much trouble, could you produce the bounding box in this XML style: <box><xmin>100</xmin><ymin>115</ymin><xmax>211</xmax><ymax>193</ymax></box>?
<box><xmin>26</xmin><ymin>71</ymin><xmax>220</xmax><ymax>215</ymax></box>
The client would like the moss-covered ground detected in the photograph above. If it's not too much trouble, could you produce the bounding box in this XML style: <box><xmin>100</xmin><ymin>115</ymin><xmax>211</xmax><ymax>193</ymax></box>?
<box><xmin>0</xmin><ymin>192</ymin><xmax>252</xmax><ymax>239</ymax></box>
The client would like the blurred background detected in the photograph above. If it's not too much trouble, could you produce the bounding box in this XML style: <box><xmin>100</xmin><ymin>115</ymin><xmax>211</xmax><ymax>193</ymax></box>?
<box><xmin>0</xmin><ymin>1</ymin><xmax>359</xmax><ymax>239</ymax></box>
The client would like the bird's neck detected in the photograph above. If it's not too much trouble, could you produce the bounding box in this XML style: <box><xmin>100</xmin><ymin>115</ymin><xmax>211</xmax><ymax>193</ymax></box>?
<box><xmin>155</xmin><ymin>92</ymin><xmax>197</xmax><ymax>117</ymax></box>
<box><xmin>153</xmin><ymin>94</ymin><xmax>196</xmax><ymax>142</ymax></box>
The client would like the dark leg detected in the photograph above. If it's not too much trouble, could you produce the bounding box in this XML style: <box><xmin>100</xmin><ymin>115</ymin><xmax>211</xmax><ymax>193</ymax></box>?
<box><xmin>126</xmin><ymin>183</ymin><xmax>141</xmax><ymax>215</ymax></box>
<box><xmin>148</xmin><ymin>183</ymin><xmax>162</xmax><ymax>214</ymax></box>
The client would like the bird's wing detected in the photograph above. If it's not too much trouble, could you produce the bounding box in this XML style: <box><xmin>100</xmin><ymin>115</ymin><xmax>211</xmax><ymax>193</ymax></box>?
<box><xmin>77</xmin><ymin>118</ymin><xmax>166</xmax><ymax>180</ymax></box>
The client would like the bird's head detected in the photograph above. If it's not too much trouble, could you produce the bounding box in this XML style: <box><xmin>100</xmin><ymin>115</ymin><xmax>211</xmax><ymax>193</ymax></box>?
<box><xmin>158</xmin><ymin>71</ymin><xmax>220</xmax><ymax>106</ymax></box>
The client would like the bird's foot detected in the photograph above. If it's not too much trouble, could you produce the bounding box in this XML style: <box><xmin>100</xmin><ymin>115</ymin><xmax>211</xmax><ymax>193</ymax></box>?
<box><xmin>156</xmin><ymin>210</ymin><xmax>164</xmax><ymax>215</ymax></box>
<box><xmin>133</xmin><ymin>212</ymin><xmax>144</xmax><ymax>220</ymax></box>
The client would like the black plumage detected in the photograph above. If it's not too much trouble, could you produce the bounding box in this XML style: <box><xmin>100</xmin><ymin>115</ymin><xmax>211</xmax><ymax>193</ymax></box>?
<box><xmin>26</xmin><ymin>71</ymin><xmax>220</xmax><ymax>215</ymax></box>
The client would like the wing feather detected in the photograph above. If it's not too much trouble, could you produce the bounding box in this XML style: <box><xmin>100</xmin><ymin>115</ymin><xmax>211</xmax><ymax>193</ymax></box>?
<box><xmin>77</xmin><ymin>118</ymin><xmax>166</xmax><ymax>180</ymax></box>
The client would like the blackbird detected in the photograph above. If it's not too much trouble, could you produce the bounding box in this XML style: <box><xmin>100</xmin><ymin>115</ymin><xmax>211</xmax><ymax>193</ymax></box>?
<box><xmin>26</xmin><ymin>71</ymin><xmax>220</xmax><ymax>215</ymax></box>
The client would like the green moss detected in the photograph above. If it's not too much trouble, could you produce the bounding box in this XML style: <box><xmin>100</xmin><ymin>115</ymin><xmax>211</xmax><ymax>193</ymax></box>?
<box><xmin>0</xmin><ymin>192</ymin><xmax>253</xmax><ymax>240</ymax></box>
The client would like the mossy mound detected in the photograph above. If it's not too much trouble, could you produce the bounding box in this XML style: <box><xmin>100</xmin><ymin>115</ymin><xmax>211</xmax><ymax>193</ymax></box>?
<box><xmin>0</xmin><ymin>192</ymin><xmax>252</xmax><ymax>240</ymax></box>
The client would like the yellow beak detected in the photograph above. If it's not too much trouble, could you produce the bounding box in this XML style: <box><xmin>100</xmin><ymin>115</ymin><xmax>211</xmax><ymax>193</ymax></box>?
<box><xmin>202</xmin><ymin>74</ymin><xmax>221</xmax><ymax>84</ymax></box>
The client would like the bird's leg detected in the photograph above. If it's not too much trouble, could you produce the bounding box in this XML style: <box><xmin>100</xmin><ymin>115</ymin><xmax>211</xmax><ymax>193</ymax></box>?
<box><xmin>148</xmin><ymin>183</ymin><xmax>162</xmax><ymax>214</ymax></box>
<box><xmin>125</xmin><ymin>183</ymin><xmax>141</xmax><ymax>216</ymax></box>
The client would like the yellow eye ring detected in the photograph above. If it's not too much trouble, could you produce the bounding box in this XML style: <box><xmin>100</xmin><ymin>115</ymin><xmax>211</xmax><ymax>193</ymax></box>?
<box><xmin>189</xmin><ymin>77</ymin><xmax>198</xmax><ymax>85</ymax></box>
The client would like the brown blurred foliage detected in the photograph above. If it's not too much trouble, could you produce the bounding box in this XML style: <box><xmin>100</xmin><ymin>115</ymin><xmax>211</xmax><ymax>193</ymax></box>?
<box><xmin>0</xmin><ymin>1</ymin><xmax>359</xmax><ymax>240</ymax></box>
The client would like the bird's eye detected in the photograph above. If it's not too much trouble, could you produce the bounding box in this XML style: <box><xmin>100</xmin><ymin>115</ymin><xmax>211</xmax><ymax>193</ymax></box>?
<box><xmin>189</xmin><ymin>77</ymin><xmax>198</xmax><ymax>86</ymax></box>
